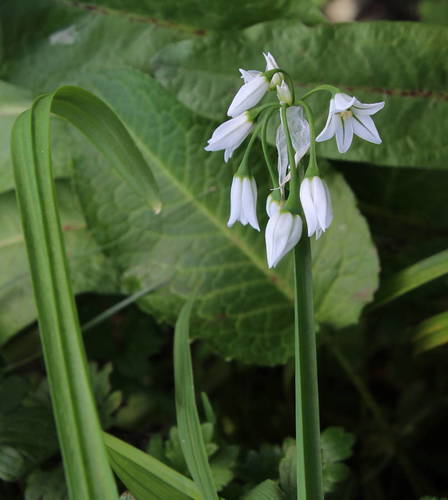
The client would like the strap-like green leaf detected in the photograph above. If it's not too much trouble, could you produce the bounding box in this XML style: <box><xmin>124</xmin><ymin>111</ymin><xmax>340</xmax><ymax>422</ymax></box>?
<box><xmin>413</xmin><ymin>311</ymin><xmax>448</xmax><ymax>352</ymax></box>
<box><xmin>174</xmin><ymin>298</ymin><xmax>219</xmax><ymax>499</ymax></box>
<box><xmin>10</xmin><ymin>86</ymin><xmax>160</xmax><ymax>498</ymax></box>
<box><xmin>370</xmin><ymin>249</ymin><xmax>448</xmax><ymax>309</ymax></box>
<box><xmin>104</xmin><ymin>433</ymin><xmax>201</xmax><ymax>500</ymax></box>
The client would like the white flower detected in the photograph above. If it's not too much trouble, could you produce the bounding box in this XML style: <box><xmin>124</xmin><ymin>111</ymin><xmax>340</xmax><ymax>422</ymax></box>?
<box><xmin>300</xmin><ymin>177</ymin><xmax>333</xmax><ymax>239</ymax></box>
<box><xmin>227</xmin><ymin>176</ymin><xmax>260</xmax><ymax>231</ymax></box>
<box><xmin>266</xmin><ymin>194</ymin><xmax>282</xmax><ymax>218</ymax></box>
<box><xmin>316</xmin><ymin>93</ymin><xmax>385</xmax><ymax>153</ymax></box>
<box><xmin>263</xmin><ymin>51</ymin><xmax>282</xmax><ymax>87</ymax></box>
<box><xmin>276</xmin><ymin>81</ymin><xmax>292</xmax><ymax>105</ymax></box>
<box><xmin>227</xmin><ymin>73</ymin><xmax>269</xmax><ymax>117</ymax></box>
<box><xmin>276</xmin><ymin>107</ymin><xmax>310</xmax><ymax>189</ymax></box>
<box><xmin>205</xmin><ymin>112</ymin><xmax>253</xmax><ymax>162</ymax></box>
<box><xmin>265</xmin><ymin>210</ymin><xmax>302</xmax><ymax>268</ymax></box>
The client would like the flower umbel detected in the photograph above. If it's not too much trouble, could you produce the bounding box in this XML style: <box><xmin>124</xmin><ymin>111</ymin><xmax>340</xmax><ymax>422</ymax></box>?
<box><xmin>316</xmin><ymin>93</ymin><xmax>385</xmax><ymax>153</ymax></box>
<box><xmin>300</xmin><ymin>176</ymin><xmax>333</xmax><ymax>239</ymax></box>
<box><xmin>205</xmin><ymin>112</ymin><xmax>253</xmax><ymax>162</ymax></box>
<box><xmin>265</xmin><ymin>209</ymin><xmax>303</xmax><ymax>268</ymax></box>
<box><xmin>227</xmin><ymin>175</ymin><xmax>260</xmax><ymax>231</ymax></box>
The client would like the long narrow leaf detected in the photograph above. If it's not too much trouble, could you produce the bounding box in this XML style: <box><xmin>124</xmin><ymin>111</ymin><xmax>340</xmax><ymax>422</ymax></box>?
<box><xmin>104</xmin><ymin>433</ymin><xmax>201</xmax><ymax>500</ymax></box>
<box><xmin>413</xmin><ymin>311</ymin><xmax>448</xmax><ymax>352</ymax></box>
<box><xmin>10</xmin><ymin>86</ymin><xmax>161</xmax><ymax>498</ymax></box>
<box><xmin>174</xmin><ymin>298</ymin><xmax>219</xmax><ymax>499</ymax></box>
<box><xmin>370</xmin><ymin>249</ymin><xmax>448</xmax><ymax>309</ymax></box>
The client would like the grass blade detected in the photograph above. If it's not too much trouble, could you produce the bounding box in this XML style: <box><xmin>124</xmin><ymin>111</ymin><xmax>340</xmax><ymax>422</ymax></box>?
<box><xmin>174</xmin><ymin>298</ymin><xmax>219</xmax><ymax>500</ymax></box>
<box><xmin>370</xmin><ymin>249</ymin><xmax>448</xmax><ymax>309</ymax></box>
<box><xmin>104</xmin><ymin>433</ymin><xmax>201</xmax><ymax>500</ymax></box>
<box><xmin>10</xmin><ymin>85</ymin><xmax>162</xmax><ymax>498</ymax></box>
<box><xmin>413</xmin><ymin>311</ymin><xmax>448</xmax><ymax>352</ymax></box>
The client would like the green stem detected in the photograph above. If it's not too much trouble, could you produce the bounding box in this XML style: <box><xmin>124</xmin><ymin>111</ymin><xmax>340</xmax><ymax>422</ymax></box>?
<box><xmin>280</xmin><ymin>104</ymin><xmax>323</xmax><ymax>499</ymax></box>
<box><xmin>294</xmin><ymin>238</ymin><xmax>324</xmax><ymax>500</ymax></box>
<box><xmin>299</xmin><ymin>84</ymin><xmax>339</xmax><ymax>101</ymax></box>
<box><xmin>261</xmin><ymin>107</ymin><xmax>280</xmax><ymax>188</ymax></box>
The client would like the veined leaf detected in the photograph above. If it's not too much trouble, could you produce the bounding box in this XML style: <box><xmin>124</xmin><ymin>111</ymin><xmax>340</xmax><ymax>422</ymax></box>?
<box><xmin>73</xmin><ymin>68</ymin><xmax>378</xmax><ymax>365</ymax></box>
<box><xmin>174</xmin><ymin>298</ymin><xmax>219</xmax><ymax>499</ymax></box>
<box><xmin>63</xmin><ymin>0</ymin><xmax>324</xmax><ymax>31</ymax></box>
<box><xmin>10</xmin><ymin>83</ymin><xmax>160</xmax><ymax>497</ymax></box>
<box><xmin>413</xmin><ymin>311</ymin><xmax>448</xmax><ymax>352</ymax></box>
<box><xmin>0</xmin><ymin>182</ymin><xmax>118</xmax><ymax>345</ymax></box>
<box><xmin>104</xmin><ymin>433</ymin><xmax>201</xmax><ymax>500</ymax></box>
<box><xmin>371</xmin><ymin>249</ymin><xmax>448</xmax><ymax>309</ymax></box>
<box><xmin>151</xmin><ymin>20</ymin><xmax>448</xmax><ymax>169</ymax></box>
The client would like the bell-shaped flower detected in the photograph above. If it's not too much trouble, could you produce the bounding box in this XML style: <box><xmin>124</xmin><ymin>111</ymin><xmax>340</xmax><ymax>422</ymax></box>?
<box><xmin>265</xmin><ymin>209</ymin><xmax>302</xmax><ymax>268</ymax></box>
<box><xmin>263</xmin><ymin>51</ymin><xmax>282</xmax><ymax>87</ymax></box>
<box><xmin>227</xmin><ymin>72</ymin><xmax>269</xmax><ymax>117</ymax></box>
<box><xmin>227</xmin><ymin>175</ymin><xmax>260</xmax><ymax>230</ymax></box>
<box><xmin>276</xmin><ymin>107</ymin><xmax>310</xmax><ymax>189</ymax></box>
<box><xmin>205</xmin><ymin>112</ymin><xmax>253</xmax><ymax>162</ymax></box>
<box><xmin>300</xmin><ymin>176</ymin><xmax>333</xmax><ymax>239</ymax></box>
<box><xmin>316</xmin><ymin>93</ymin><xmax>385</xmax><ymax>153</ymax></box>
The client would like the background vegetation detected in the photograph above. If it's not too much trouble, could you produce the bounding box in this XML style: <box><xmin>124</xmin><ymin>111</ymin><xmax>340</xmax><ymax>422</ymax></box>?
<box><xmin>0</xmin><ymin>0</ymin><xmax>447</xmax><ymax>498</ymax></box>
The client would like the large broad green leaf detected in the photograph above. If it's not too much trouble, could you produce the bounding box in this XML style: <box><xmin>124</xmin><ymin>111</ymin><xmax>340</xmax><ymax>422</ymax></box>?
<box><xmin>63</xmin><ymin>0</ymin><xmax>324</xmax><ymax>31</ymax></box>
<box><xmin>0</xmin><ymin>181</ymin><xmax>118</xmax><ymax>345</ymax></box>
<box><xmin>151</xmin><ymin>20</ymin><xmax>448</xmax><ymax>169</ymax></box>
<box><xmin>3</xmin><ymin>2</ymin><xmax>192</xmax><ymax>96</ymax></box>
<box><xmin>73</xmin><ymin>69</ymin><xmax>379</xmax><ymax>365</ymax></box>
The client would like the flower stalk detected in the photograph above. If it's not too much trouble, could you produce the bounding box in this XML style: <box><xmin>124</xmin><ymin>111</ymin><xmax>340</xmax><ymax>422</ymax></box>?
<box><xmin>281</xmin><ymin>103</ymin><xmax>324</xmax><ymax>500</ymax></box>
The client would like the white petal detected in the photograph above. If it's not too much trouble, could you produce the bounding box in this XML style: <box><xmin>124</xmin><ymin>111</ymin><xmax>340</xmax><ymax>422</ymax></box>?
<box><xmin>352</xmin><ymin>113</ymin><xmax>382</xmax><ymax>144</ymax></box>
<box><xmin>323</xmin><ymin>180</ymin><xmax>333</xmax><ymax>229</ymax></box>
<box><xmin>263</xmin><ymin>52</ymin><xmax>279</xmax><ymax>71</ymax></box>
<box><xmin>227</xmin><ymin>177</ymin><xmax>243</xmax><ymax>227</ymax></box>
<box><xmin>265</xmin><ymin>212</ymin><xmax>302</xmax><ymax>268</ymax></box>
<box><xmin>333</xmin><ymin>93</ymin><xmax>356</xmax><ymax>112</ymax></box>
<box><xmin>239</xmin><ymin>69</ymin><xmax>262</xmax><ymax>83</ymax></box>
<box><xmin>205</xmin><ymin>114</ymin><xmax>253</xmax><ymax>161</ymax></box>
<box><xmin>352</xmin><ymin>99</ymin><xmax>385</xmax><ymax>116</ymax></box>
<box><xmin>266</xmin><ymin>194</ymin><xmax>281</xmax><ymax>217</ymax></box>
<box><xmin>312</xmin><ymin>177</ymin><xmax>328</xmax><ymax>231</ymax></box>
<box><xmin>285</xmin><ymin>107</ymin><xmax>310</xmax><ymax>162</ymax></box>
<box><xmin>242</xmin><ymin>177</ymin><xmax>260</xmax><ymax>231</ymax></box>
<box><xmin>300</xmin><ymin>178</ymin><xmax>318</xmax><ymax>237</ymax></box>
<box><xmin>335</xmin><ymin>115</ymin><xmax>354</xmax><ymax>153</ymax></box>
<box><xmin>316</xmin><ymin>99</ymin><xmax>336</xmax><ymax>142</ymax></box>
<box><xmin>227</xmin><ymin>75</ymin><xmax>269</xmax><ymax>117</ymax></box>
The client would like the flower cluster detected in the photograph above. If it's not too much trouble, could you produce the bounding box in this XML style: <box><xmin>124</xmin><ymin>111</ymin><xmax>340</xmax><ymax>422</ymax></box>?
<box><xmin>205</xmin><ymin>53</ymin><xmax>384</xmax><ymax>268</ymax></box>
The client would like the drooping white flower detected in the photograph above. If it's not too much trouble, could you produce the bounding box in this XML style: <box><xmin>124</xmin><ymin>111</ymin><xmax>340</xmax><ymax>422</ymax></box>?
<box><xmin>263</xmin><ymin>51</ymin><xmax>282</xmax><ymax>87</ymax></box>
<box><xmin>265</xmin><ymin>210</ymin><xmax>302</xmax><ymax>268</ymax></box>
<box><xmin>205</xmin><ymin>112</ymin><xmax>253</xmax><ymax>162</ymax></box>
<box><xmin>227</xmin><ymin>72</ymin><xmax>269</xmax><ymax>117</ymax></box>
<box><xmin>276</xmin><ymin>81</ymin><xmax>292</xmax><ymax>105</ymax></box>
<box><xmin>276</xmin><ymin>107</ymin><xmax>310</xmax><ymax>189</ymax></box>
<box><xmin>227</xmin><ymin>176</ymin><xmax>260</xmax><ymax>231</ymax></box>
<box><xmin>316</xmin><ymin>93</ymin><xmax>385</xmax><ymax>153</ymax></box>
<box><xmin>300</xmin><ymin>176</ymin><xmax>333</xmax><ymax>239</ymax></box>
